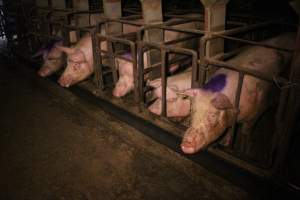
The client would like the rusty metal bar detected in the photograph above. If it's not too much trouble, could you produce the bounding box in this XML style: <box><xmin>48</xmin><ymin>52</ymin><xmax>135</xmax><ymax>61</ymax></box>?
<box><xmin>212</xmin><ymin>34</ymin><xmax>294</xmax><ymax>52</ymax></box>
<box><xmin>204</xmin><ymin>58</ymin><xmax>274</xmax><ymax>82</ymax></box>
<box><xmin>92</xmin><ymin>29</ymin><xmax>103</xmax><ymax>89</ymax></box>
<box><xmin>107</xmin><ymin>38</ymin><xmax>118</xmax><ymax>84</ymax></box>
<box><xmin>231</xmin><ymin>72</ymin><xmax>245</xmax><ymax>149</ymax></box>
<box><xmin>161</xmin><ymin>48</ymin><xmax>168</xmax><ymax>117</ymax></box>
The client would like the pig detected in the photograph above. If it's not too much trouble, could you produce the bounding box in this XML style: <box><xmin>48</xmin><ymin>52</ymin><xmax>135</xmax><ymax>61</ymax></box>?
<box><xmin>180</xmin><ymin>33</ymin><xmax>295</xmax><ymax>154</ymax></box>
<box><xmin>56</xmin><ymin>33</ymin><xmax>96</xmax><ymax>87</ymax></box>
<box><xmin>33</xmin><ymin>39</ymin><xmax>64</xmax><ymax>77</ymax></box>
<box><xmin>112</xmin><ymin>20</ymin><xmax>201</xmax><ymax>98</ymax></box>
<box><xmin>147</xmin><ymin>69</ymin><xmax>192</xmax><ymax>117</ymax></box>
<box><xmin>112</xmin><ymin>53</ymin><xmax>137</xmax><ymax>97</ymax></box>
<box><xmin>56</xmin><ymin>23</ymin><xmax>141</xmax><ymax>87</ymax></box>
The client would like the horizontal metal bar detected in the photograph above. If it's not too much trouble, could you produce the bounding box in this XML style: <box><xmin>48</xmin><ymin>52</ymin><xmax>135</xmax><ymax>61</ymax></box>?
<box><xmin>204</xmin><ymin>58</ymin><xmax>274</xmax><ymax>82</ymax></box>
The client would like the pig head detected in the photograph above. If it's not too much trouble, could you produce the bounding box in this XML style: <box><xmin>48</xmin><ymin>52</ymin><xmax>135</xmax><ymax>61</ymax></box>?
<box><xmin>56</xmin><ymin>46</ymin><xmax>93</xmax><ymax>87</ymax></box>
<box><xmin>34</xmin><ymin>40</ymin><xmax>64</xmax><ymax>77</ymax></box>
<box><xmin>181</xmin><ymin>89</ymin><xmax>237</xmax><ymax>154</ymax></box>
<box><xmin>147</xmin><ymin>70</ymin><xmax>192</xmax><ymax>117</ymax></box>
<box><xmin>112</xmin><ymin>55</ymin><xmax>135</xmax><ymax>97</ymax></box>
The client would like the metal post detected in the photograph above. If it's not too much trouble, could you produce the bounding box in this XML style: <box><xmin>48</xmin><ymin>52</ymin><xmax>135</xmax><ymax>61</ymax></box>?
<box><xmin>103</xmin><ymin>0</ymin><xmax>122</xmax><ymax>35</ymax></box>
<box><xmin>140</xmin><ymin>0</ymin><xmax>163</xmax><ymax>68</ymax></box>
<box><xmin>200</xmin><ymin>0</ymin><xmax>229</xmax><ymax>78</ymax></box>
<box><xmin>72</xmin><ymin>0</ymin><xmax>90</xmax><ymax>26</ymax></box>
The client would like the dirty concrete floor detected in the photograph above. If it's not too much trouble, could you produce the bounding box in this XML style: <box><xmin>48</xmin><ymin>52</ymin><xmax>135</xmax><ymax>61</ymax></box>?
<box><xmin>0</xmin><ymin>55</ymin><xmax>251</xmax><ymax>200</ymax></box>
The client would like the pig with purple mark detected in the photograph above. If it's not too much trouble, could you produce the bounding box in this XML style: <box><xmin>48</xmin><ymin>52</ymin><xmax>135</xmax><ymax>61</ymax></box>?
<box><xmin>112</xmin><ymin>19</ymin><xmax>202</xmax><ymax>98</ymax></box>
<box><xmin>55</xmin><ymin>21</ymin><xmax>144</xmax><ymax>88</ymax></box>
<box><xmin>33</xmin><ymin>38</ymin><xmax>65</xmax><ymax>77</ymax></box>
<box><xmin>180</xmin><ymin>32</ymin><xmax>296</xmax><ymax>154</ymax></box>
<box><xmin>147</xmin><ymin>33</ymin><xmax>295</xmax><ymax>154</ymax></box>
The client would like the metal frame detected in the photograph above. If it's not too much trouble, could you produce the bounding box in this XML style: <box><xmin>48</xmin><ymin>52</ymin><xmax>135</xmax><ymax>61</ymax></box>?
<box><xmin>136</xmin><ymin>19</ymin><xmax>298</xmax><ymax>175</ymax></box>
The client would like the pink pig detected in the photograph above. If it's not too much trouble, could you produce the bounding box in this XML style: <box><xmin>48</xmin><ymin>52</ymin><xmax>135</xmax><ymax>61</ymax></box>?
<box><xmin>56</xmin><ymin>33</ymin><xmax>96</xmax><ymax>87</ymax></box>
<box><xmin>35</xmin><ymin>40</ymin><xmax>64</xmax><ymax>77</ymax></box>
<box><xmin>147</xmin><ymin>69</ymin><xmax>192</xmax><ymax>117</ymax></box>
<box><xmin>112</xmin><ymin>20</ymin><xmax>200</xmax><ymax>98</ymax></box>
<box><xmin>180</xmin><ymin>33</ymin><xmax>295</xmax><ymax>154</ymax></box>
<box><xmin>56</xmin><ymin>23</ymin><xmax>141</xmax><ymax>87</ymax></box>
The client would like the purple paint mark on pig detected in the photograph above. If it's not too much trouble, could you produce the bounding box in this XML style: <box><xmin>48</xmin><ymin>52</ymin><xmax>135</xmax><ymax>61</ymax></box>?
<box><xmin>42</xmin><ymin>38</ymin><xmax>63</xmax><ymax>57</ymax></box>
<box><xmin>202</xmin><ymin>73</ymin><xmax>227</xmax><ymax>92</ymax></box>
<box><xmin>122</xmin><ymin>52</ymin><xmax>132</xmax><ymax>60</ymax></box>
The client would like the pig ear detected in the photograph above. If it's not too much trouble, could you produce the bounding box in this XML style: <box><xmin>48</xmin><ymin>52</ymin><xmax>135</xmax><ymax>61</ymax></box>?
<box><xmin>55</xmin><ymin>45</ymin><xmax>75</xmax><ymax>55</ymax></box>
<box><xmin>183</xmin><ymin>88</ymin><xmax>201</xmax><ymax>97</ymax></box>
<box><xmin>211</xmin><ymin>93</ymin><xmax>233</xmax><ymax>110</ymax></box>
<box><xmin>148</xmin><ymin>79</ymin><xmax>162</xmax><ymax>88</ymax></box>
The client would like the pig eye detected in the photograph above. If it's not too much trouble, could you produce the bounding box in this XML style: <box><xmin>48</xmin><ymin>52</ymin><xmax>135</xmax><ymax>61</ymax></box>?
<box><xmin>207</xmin><ymin>112</ymin><xmax>219</xmax><ymax>126</ymax></box>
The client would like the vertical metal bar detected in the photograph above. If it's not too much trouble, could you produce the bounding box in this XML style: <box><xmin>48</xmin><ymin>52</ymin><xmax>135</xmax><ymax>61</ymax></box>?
<box><xmin>200</xmin><ymin>0</ymin><xmax>229</xmax><ymax>78</ymax></box>
<box><xmin>161</xmin><ymin>48</ymin><xmax>168</xmax><ymax>117</ymax></box>
<box><xmin>107</xmin><ymin>39</ymin><xmax>118</xmax><ymax>84</ymax></box>
<box><xmin>137</xmin><ymin>30</ymin><xmax>144</xmax><ymax>103</ymax></box>
<box><xmin>198</xmin><ymin>36</ymin><xmax>208</xmax><ymax>87</ymax></box>
<box><xmin>130</xmin><ymin>42</ymin><xmax>139</xmax><ymax>103</ymax></box>
<box><xmin>103</xmin><ymin>0</ymin><xmax>122</xmax><ymax>35</ymax></box>
<box><xmin>92</xmin><ymin>30</ymin><xmax>103</xmax><ymax>89</ymax></box>
<box><xmin>137</xmin><ymin>42</ymin><xmax>145</xmax><ymax>107</ymax></box>
<box><xmin>140</xmin><ymin>0</ymin><xmax>163</xmax><ymax>68</ymax></box>
<box><xmin>191</xmin><ymin>51</ymin><xmax>199</xmax><ymax>89</ymax></box>
<box><xmin>231</xmin><ymin>72</ymin><xmax>244</xmax><ymax>149</ymax></box>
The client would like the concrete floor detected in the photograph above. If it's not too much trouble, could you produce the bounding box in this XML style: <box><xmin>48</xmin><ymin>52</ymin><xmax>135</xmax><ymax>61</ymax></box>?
<box><xmin>0</xmin><ymin>55</ymin><xmax>251</xmax><ymax>200</ymax></box>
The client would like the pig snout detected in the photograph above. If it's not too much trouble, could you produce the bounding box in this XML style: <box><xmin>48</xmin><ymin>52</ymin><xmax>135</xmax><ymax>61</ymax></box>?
<box><xmin>181</xmin><ymin>127</ymin><xmax>207</xmax><ymax>154</ymax></box>
<box><xmin>58</xmin><ymin>74</ymin><xmax>73</xmax><ymax>87</ymax></box>
<box><xmin>148</xmin><ymin>99</ymin><xmax>161</xmax><ymax>115</ymax></box>
<box><xmin>112</xmin><ymin>77</ymin><xmax>134</xmax><ymax>97</ymax></box>
<box><xmin>112</xmin><ymin>84</ymin><xmax>127</xmax><ymax>97</ymax></box>
<box><xmin>38</xmin><ymin>66</ymin><xmax>51</xmax><ymax>77</ymax></box>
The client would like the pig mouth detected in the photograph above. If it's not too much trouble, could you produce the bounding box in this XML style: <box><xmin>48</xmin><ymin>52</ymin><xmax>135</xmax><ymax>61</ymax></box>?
<box><xmin>181</xmin><ymin>127</ymin><xmax>207</xmax><ymax>154</ymax></box>
<box><xmin>58</xmin><ymin>74</ymin><xmax>73</xmax><ymax>88</ymax></box>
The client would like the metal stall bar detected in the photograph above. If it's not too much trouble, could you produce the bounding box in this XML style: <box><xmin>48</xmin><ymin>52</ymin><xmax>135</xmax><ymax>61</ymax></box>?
<box><xmin>137</xmin><ymin>38</ymin><xmax>199</xmax><ymax>118</ymax></box>
<box><xmin>103</xmin><ymin>0</ymin><xmax>122</xmax><ymax>35</ymax></box>
<box><xmin>198</xmin><ymin>20</ymin><xmax>291</xmax><ymax>85</ymax></box>
<box><xmin>139</xmin><ymin>0</ymin><xmax>163</xmax><ymax>69</ymax></box>
<box><xmin>199</xmin><ymin>0</ymin><xmax>229</xmax><ymax>78</ymax></box>
<box><xmin>93</xmin><ymin>17</ymin><xmax>144</xmax><ymax>97</ymax></box>
<box><xmin>198</xmin><ymin>29</ymin><xmax>296</xmax><ymax>170</ymax></box>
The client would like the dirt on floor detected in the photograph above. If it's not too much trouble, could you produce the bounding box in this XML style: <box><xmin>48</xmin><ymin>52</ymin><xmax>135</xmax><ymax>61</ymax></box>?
<box><xmin>0</xmin><ymin>55</ymin><xmax>251</xmax><ymax>200</ymax></box>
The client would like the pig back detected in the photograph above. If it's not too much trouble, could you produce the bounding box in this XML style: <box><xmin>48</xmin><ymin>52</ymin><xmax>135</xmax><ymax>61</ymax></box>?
<box><xmin>226</xmin><ymin>32</ymin><xmax>295</xmax><ymax>76</ymax></box>
<box><xmin>210</xmin><ymin>33</ymin><xmax>295</xmax><ymax>120</ymax></box>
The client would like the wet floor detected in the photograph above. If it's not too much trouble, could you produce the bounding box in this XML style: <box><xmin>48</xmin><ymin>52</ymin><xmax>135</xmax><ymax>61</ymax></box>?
<box><xmin>0</xmin><ymin>55</ymin><xmax>251</xmax><ymax>200</ymax></box>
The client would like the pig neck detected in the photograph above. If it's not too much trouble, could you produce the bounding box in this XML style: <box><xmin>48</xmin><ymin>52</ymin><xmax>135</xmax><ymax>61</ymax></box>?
<box><xmin>168</xmin><ymin>70</ymin><xmax>192</xmax><ymax>91</ymax></box>
<box><xmin>74</xmin><ymin>34</ymin><xmax>93</xmax><ymax>69</ymax></box>
<box><xmin>203</xmin><ymin>44</ymin><xmax>290</xmax><ymax>121</ymax></box>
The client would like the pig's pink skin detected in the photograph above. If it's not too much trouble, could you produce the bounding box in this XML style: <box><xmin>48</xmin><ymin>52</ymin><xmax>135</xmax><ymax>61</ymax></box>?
<box><xmin>147</xmin><ymin>70</ymin><xmax>192</xmax><ymax>117</ymax></box>
<box><xmin>148</xmin><ymin>98</ymin><xmax>191</xmax><ymax>117</ymax></box>
<box><xmin>57</xmin><ymin>34</ymin><xmax>94</xmax><ymax>87</ymax></box>
<box><xmin>113</xmin><ymin>20</ymin><xmax>200</xmax><ymax>98</ymax></box>
<box><xmin>149</xmin><ymin>70</ymin><xmax>192</xmax><ymax>100</ymax></box>
<box><xmin>112</xmin><ymin>58</ymin><xmax>134</xmax><ymax>97</ymax></box>
<box><xmin>57</xmin><ymin>22</ymin><xmax>141</xmax><ymax>88</ymax></box>
<box><xmin>181</xmin><ymin>33</ymin><xmax>296</xmax><ymax>154</ymax></box>
<box><xmin>37</xmin><ymin>41</ymin><xmax>64</xmax><ymax>77</ymax></box>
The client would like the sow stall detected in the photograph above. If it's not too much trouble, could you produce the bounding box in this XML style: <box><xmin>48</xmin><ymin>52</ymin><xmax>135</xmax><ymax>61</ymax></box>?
<box><xmin>2</xmin><ymin>0</ymin><xmax>300</xmax><ymax>197</ymax></box>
